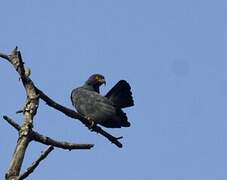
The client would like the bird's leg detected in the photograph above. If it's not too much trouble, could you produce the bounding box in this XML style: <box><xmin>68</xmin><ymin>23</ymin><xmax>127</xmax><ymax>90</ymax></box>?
<box><xmin>85</xmin><ymin>116</ymin><xmax>96</xmax><ymax>130</ymax></box>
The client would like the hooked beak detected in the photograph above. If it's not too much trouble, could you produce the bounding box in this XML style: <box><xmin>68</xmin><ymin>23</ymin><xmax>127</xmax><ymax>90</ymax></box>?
<box><xmin>100</xmin><ymin>79</ymin><xmax>106</xmax><ymax>86</ymax></box>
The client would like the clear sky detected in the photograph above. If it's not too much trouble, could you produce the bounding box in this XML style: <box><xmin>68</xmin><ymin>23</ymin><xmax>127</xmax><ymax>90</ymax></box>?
<box><xmin>0</xmin><ymin>0</ymin><xmax>226</xmax><ymax>179</ymax></box>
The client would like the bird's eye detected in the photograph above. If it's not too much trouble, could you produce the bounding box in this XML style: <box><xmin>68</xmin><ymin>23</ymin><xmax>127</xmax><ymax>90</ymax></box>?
<box><xmin>95</xmin><ymin>76</ymin><xmax>100</xmax><ymax>80</ymax></box>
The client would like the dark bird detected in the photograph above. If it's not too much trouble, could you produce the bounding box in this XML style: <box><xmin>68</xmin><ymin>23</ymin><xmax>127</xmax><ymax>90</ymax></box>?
<box><xmin>71</xmin><ymin>74</ymin><xmax>134</xmax><ymax>128</ymax></box>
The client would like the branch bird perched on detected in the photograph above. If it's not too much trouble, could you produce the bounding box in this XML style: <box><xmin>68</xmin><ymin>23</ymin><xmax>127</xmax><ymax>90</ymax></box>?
<box><xmin>71</xmin><ymin>74</ymin><xmax>134</xmax><ymax>128</ymax></box>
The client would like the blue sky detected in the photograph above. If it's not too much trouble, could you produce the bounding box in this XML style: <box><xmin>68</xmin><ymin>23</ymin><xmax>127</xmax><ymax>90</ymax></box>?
<box><xmin>0</xmin><ymin>0</ymin><xmax>226</xmax><ymax>179</ymax></box>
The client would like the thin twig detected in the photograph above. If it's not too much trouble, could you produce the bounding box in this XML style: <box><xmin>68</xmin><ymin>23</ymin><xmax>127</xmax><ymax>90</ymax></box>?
<box><xmin>3</xmin><ymin>116</ymin><xmax>20</xmax><ymax>131</ymax></box>
<box><xmin>0</xmin><ymin>53</ymin><xmax>10</xmax><ymax>61</ymax></box>
<box><xmin>18</xmin><ymin>146</ymin><xmax>54</xmax><ymax>180</ymax></box>
<box><xmin>32</xmin><ymin>131</ymin><xmax>93</xmax><ymax>150</ymax></box>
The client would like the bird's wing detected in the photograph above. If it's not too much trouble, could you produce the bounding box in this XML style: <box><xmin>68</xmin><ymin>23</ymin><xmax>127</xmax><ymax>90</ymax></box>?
<box><xmin>71</xmin><ymin>87</ymin><xmax>116</xmax><ymax>123</ymax></box>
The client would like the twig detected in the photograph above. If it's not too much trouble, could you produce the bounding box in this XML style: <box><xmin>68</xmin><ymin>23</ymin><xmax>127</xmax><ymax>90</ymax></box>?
<box><xmin>18</xmin><ymin>146</ymin><xmax>54</xmax><ymax>180</ymax></box>
<box><xmin>0</xmin><ymin>52</ymin><xmax>10</xmax><ymax>61</ymax></box>
<box><xmin>3</xmin><ymin>115</ymin><xmax>94</xmax><ymax>150</ymax></box>
<box><xmin>32</xmin><ymin>131</ymin><xmax>94</xmax><ymax>150</ymax></box>
<box><xmin>36</xmin><ymin>88</ymin><xmax>123</xmax><ymax>148</ymax></box>
<box><xmin>3</xmin><ymin>116</ymin><xmax>20</xmax><ymax>131</ymax></box>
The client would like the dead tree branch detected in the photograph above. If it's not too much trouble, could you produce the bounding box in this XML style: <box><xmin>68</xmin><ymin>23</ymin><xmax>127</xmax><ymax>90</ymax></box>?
<box><xmin>2</xmin><ymin>48</ymin><xmax>40</xmax><ymax>180</ymax></box>
<box><xmin>32</xmin><ymin>131</ymin><xmax>94</xmax><ymax>150</ymax></box>
<box><xmin>3</xmin><ymin>116</ymin><xmax>20</xmax><ymax>131</ymax></box>
<box><xmin>3</xmin><ymin>116</ymin><xmax>94</xmax><ymax>150</ymax></box>
<box><xmin>18</xmin><ymin>146</ymin><xmax>54</xmax><ymax>180</ymax></box>
<box><xmin>0</xmin><ymin>48</ymin><xmax>93</xmax><ymax>180</ymax></box>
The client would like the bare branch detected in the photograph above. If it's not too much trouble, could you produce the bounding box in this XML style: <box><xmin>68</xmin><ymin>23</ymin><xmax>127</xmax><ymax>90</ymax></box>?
<box><xmin>2</xmin><ymin>48</ymin><xmax>40</xmax><ymax>180</ymax></box>
<box><xmin>0</xmin><ymin>52</ymin><xmax>10</xmax><ymax>61</ymax></box>
<box><xmin>3</xmin><ymin>115</ymin><xmax>94</xmax><ymax>150</ymax></box>
<box><xmin>36</xmin><ymin>88</ymin><xmax>123</xmax><ymax>148</ymax></box>
<box><xmin>35</xmin><ymin>88</ymin><xmax>86</xmax><ymax>120</ymax></box>
<box><xmin>18</xmin><ymin>146</ymin><xmax>54</xmax><ymax>180</ymax></box>
<box><xmin>0</xmin><ymin>47</ymin><xmax>117</xmax><ymax>179</ymax></box>
<box><xmin>32</xmin><ymin>131</ymin><xmax>93</xmax><ymax>150</ymax></box>
<box><xmin>3</xmin><ymin>116</ymin><xmax>20</xmax><ymax>131</ymax></box>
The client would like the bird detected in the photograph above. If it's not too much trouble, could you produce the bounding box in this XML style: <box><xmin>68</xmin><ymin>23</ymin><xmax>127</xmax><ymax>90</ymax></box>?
<box><xmin>71</xmin><ymin>74</ymin><xmax>134</xmax><ymax>128</ymax></box>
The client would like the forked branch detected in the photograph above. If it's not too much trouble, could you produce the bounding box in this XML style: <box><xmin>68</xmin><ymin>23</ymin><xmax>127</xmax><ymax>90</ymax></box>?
<box><xmin>18</xmin><ymin>146</ymin><xmax>54</xmax><ymax>180</ymax></box>
<box><xmin>3</xmin><ymin>116</ymin><xmax>94</xmax><ymax>150</ymax></box>
<box><xmin>0</xmin><ymin>48</ymin><xmax>94</xmax><ymax>180</ymax></box>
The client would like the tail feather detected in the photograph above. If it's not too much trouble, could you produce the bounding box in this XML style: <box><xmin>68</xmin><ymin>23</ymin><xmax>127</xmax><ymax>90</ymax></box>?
<box><xmin>99</xmin><ymin>108</ymin><xmax>130</xmax><ymax>128</ymax></box>
<box><xmin>105</xmin><ymin>80</ymin><xmax>134</xmax><ymax>108</ymax></box>
<box><xmin>116</xmin><ymin>108</ymin><xmax>131</xmax><ymax>127</ymax></box>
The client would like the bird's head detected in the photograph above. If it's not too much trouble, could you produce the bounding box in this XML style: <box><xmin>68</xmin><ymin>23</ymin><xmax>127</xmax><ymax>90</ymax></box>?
<box><xmin>85</xmin><ymin>74</ymin><xmax>106</xmax><ymax>92</ymax></box>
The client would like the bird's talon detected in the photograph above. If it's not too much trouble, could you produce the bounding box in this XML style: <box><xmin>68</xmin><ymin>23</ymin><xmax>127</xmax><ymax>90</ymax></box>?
<box><xmin>85</xmin><ymin>116</ymin><xmax>95</xmax><ymax>129</ymax></box>
<box><xmin>88</xmin><ymin>120</ymin><xmax>95</xmax><ymax>129</ymax></box>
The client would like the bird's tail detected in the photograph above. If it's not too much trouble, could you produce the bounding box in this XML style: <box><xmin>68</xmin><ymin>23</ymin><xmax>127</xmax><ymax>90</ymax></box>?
<box><xmin>105</xmin><ymin>80</ymin><xmax>134</xmax><ymax>108</ymax></box>
<box><xmin>99</xmin><ymin>108</ymin><xmax>131</xmax><ymax>128</ymax></box>
<box><xmin>116</xmin><ymin>108</ymin><xmax>131</xmax><ymax>127</ymax></box>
